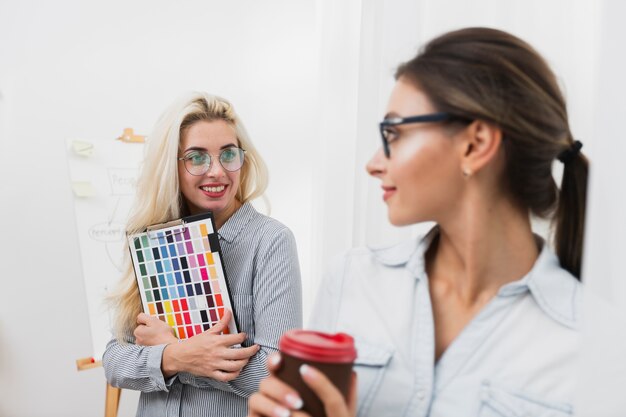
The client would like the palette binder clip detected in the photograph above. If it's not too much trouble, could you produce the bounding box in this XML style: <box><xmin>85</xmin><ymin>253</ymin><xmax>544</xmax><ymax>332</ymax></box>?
<box><xmin>145</xmin><ymin>218</ymin><xmax>188</xmax><ymax>240</ymax></box>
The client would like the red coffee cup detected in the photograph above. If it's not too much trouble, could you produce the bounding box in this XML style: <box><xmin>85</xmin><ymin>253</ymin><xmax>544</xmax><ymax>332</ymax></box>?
<box><xmin>276</xmin><ymin>330</ymin><xmax>357</xmax><ymax>417</ymax></box>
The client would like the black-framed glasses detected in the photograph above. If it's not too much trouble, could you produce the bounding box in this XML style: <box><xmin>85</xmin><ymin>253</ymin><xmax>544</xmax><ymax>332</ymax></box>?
<box><xmin>178</xmin><ymin>147</ymin><xmax>246</xmax><ymax>176</ymax></box>
<box><xmin>379</xmin><ymin>112</ymin><xmax>464</xmax><ymax>157</ymax></box>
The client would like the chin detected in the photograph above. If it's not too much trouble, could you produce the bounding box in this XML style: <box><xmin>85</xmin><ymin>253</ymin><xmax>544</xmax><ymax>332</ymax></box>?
<box><xmin>188</xmin><ymin>201</ymin><xmax>225</xmax><ymax>215</ymax></box>
<box><xmin>387</xmin><ymin>211</ymin><xmax>412</xmax><ymax>227</ymax></box>
<box><xmin>203</xmin><ymin>202</ymin><xmax>228</xmax><ymax>213</ymax></box>
<box><xmin>387</xmin><ymin>209</ymin><xmax>427</xmax><ymax>227</ymax></box>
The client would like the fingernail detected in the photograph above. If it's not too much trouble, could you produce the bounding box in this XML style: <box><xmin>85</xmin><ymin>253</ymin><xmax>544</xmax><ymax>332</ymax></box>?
<box><xmin>269</xmin><ymin>354</ymin><xmax>281</xmax><ymax>367</ymax></box>
<box><xmin>285</xmin><ymin>393</ymin><xmax>303</xmax><ymax>409</ymax></box>
<box><xmin>273</xmin><ymin>406</ymin><xmax>290</xmax><ymax>417</ymax></box>
<box><xmin>299</xmin><ymin>364</ymin><xmax>313</xmax><ymax>378</ymax></box>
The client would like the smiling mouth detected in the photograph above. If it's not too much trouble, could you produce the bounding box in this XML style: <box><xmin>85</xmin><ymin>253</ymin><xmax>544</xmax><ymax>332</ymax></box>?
<box><xmin>382</xmin><ymin>186</ymin><xmax>396</xmax><ymax>201</ymax></box>
<box><xmin>200</xmin><ymin>185</ymin><xmax>226</xmax><ymax>193</ymax></box>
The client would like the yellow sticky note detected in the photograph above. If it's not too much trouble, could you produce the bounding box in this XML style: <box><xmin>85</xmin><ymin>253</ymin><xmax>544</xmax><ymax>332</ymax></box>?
<box><xmin>72</xmin><ymin>140</ymin><xmax>94</xmax><ymax>157</ymax></box>
<box><xmin>71</xmin><ymin>181</ymin><xmax>95</xmax><ymax>197</ymax></box>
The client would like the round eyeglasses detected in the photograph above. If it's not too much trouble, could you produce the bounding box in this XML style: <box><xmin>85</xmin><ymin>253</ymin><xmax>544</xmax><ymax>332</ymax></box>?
<box><xmin>178</xmin><ymin>147</ymin><xmax>246</xmax><ymax>176</ymax></box>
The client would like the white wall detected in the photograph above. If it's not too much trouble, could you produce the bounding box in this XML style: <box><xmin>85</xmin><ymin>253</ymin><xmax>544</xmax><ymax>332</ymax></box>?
<box><xmin>0</xmin><ymin>1</ymin><xmax>317</xmax><ymax>416</ymax></box>
<box><xmin>576</xmin><ymin>1</ymin><xmax>626</xmax><ymax>414</ymax></box>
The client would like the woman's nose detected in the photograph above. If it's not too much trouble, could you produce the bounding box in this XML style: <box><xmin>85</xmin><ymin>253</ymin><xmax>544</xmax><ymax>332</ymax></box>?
<box><xmin>205</xmin><ymin>156</ymin><xmax>226</xmax><ymax>177</ymax></box>
<box><xmin>366</xmin><ymin>147</ymin><xmax>387</xmax><ymax>178</ymax></box>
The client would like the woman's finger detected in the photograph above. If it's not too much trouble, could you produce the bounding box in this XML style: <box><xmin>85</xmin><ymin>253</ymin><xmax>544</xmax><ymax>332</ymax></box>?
<box><xmin>266</xmin><ymin>353</ymin><xmax>282</xmax><ymax>372</ymax></box>
<box><xmin>299</xmin><ymin>365</ymin><xmax>351</xmax><ymax>417</ymax></box>
<box><xmin>212</xmin><ymin>369</ymin><xmax>242</xmax><ymax>382</ymax></box>
<box><xmin>221</xmin><ymin>344</ymin><xmax>260</xmax><ymax>360</ymax></box>
<box><xmin>207</xmin><ymin>309</ymin><xmax>232</xmax><ymax>334</ymax></box>
<box><xmin>347</xmin><ymin>372</ymin><xmax>357</xmax><ymax>415</ymax></box>
<box><xmin>198</xmin><ymin>330</ymin><xmax>246</xmax><ymax>347</ymax></box>
<box><xmin>259</xmin><ymin>375</ymin><xmax>304</xmax><ymax>411</ymax></box>
<box><xmin>133</xmin><ymin>325</ymin><xmax>145</xmax><ymax>341</ymax></box>
<box><xmin>215</xmin><ymin>358</ymin><xmax>249</xmax><ymax>373</ymax></box>
<box><xmin>136</xmin><ymin>312</ymin><xmax>151</xmax><ymax>325</ymax></box>
<box><xmin>248</xmin><ymin>392</ymin><xmax>293</xmax><ymax>417</ymax></box>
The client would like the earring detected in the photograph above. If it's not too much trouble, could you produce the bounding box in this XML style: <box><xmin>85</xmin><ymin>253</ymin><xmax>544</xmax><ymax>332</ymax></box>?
<box><xmin>463</xmin><ymin>167</ymin><xmax>472</xmax><ymax>177</ymax></box>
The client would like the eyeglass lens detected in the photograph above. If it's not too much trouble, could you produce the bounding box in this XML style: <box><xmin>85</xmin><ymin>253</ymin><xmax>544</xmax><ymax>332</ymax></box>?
<box><xmin>183</xmin><ymin>147</ymin><xmax>245</xmax><ymax>175</ymax></box>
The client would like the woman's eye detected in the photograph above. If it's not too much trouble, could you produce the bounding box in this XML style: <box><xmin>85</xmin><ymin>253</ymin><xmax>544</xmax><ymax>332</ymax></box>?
<box><xmin>187</xmin><ymin>152</ymin><xmax>208</xmax><ymax>166</ymax></box>
<box><xmin>384</xmin><ymin>128</ymin><xmax>399</xmax><ymax>143</ymax></box>
<box><xmin>221</xmin><ymin>148</ymin><xmax>237</xmax><ymax>162</ymax></box>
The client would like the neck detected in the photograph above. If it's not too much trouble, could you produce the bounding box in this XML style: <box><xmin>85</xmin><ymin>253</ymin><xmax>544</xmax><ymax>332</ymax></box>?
<box><xmin>213</xmin><ymin>199</ymin><xmax>243</xmax><ymax>229</ymax></box>
<box><xmin>428</xmin><ymin>193</ymin><xmax>539</xmax><ymax>305</ymax></box>
<box><xmin>187</xmin><ymin>199</ymin><xmax>243</xmax><ymax>229</ymax></box>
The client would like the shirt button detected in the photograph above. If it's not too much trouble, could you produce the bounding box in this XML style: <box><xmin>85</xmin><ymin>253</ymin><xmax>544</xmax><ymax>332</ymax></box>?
<box><xmin>416</xmin><ymin>389</ymin><xmax>426</xmax><ymax>400</ymax></box>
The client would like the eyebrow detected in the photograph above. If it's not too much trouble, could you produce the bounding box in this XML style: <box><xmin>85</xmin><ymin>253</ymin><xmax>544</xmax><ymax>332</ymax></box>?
<box><xmin>183</xmin><ymin>143</ymin><xmax>238</xmax><ymax>152</ymax></box>
<box><xmin>383</xmin><ymin>112</ymin><xmax>401</xmax><ymax>120</ymax></box>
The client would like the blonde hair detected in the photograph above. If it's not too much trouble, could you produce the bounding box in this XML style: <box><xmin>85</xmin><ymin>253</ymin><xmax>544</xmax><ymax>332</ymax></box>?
<box><xmin>108</xmin><ymin>92</ymin><xmax>269</xmax><ymax>341</ymax></box>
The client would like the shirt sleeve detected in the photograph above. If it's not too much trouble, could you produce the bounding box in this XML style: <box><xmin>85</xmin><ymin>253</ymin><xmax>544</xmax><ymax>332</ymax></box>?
<box><xmin>190</xmin><ymin>226</ymin><xmax>303</xmax><ymax>397</ymax></box>
<box><xmin>102</xmin><ymin>330</ymin><xmax>177</xmax><ymax>392</ymax></box>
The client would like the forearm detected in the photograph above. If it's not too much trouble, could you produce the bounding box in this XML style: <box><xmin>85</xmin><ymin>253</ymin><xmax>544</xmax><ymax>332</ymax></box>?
<box><xmin>161</xmin><ymin>342</ymin><xmax>182</xmax><ymax>379</ymax></box>
<box><xmin>102</xmin><ymin>338</ymin><xmax>174</xmax><ymax>392</ymax></box>
<box><xmin>189</xmin><ymin>343</ymin><xmax>274</xmax><ymax>395</ymax></box>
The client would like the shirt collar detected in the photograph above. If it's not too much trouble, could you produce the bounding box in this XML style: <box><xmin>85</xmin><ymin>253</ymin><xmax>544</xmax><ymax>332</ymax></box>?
<box><xmin>370</xmin><ymin>225</ymin><xmax>438</xmax><ymax>271</ymax></box>
<box><xmin>498</xmin><ymin>240</ymin><xmax>581</xmax><ymax>329</ymax></box>
<box><xmin>217</xmin><ymin>202</ymin><xmax>256</xmax><ymax>243</ymax></box>
<box><xmin>371</xmin><ymin>227</ymin><xmax>581</xmax><ymax>329</ymax></box>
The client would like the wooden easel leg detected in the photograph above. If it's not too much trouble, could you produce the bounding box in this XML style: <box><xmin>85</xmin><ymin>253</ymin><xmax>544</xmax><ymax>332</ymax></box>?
<box><xmin>104</xmin><ymin>383</ymin><xmax>122</xmax><ymax>417</ymax></box>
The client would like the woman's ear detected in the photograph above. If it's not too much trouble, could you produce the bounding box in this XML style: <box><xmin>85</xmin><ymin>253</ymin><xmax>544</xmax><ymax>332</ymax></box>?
<box><xmin>458</xmin><ymin>120</ymin><xmax>503</xmax><ymax>177</ymax></box>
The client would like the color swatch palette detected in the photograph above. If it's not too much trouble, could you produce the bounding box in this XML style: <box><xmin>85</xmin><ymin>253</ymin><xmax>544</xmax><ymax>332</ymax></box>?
<box><xmin>128</xmin><ymin>212</ymin><xmax>238</xmax><ymax>339</ymax></box>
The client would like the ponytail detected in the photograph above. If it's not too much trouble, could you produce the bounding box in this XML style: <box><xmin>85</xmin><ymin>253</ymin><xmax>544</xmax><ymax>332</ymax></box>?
<box><xmin>554</xmin><ymin>147</ymin><xmax>589</xmax><ymax>280</ymax></box>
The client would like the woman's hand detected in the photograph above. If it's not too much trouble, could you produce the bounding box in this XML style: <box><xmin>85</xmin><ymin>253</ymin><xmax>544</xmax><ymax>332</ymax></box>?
<box><xmin>161</xmin><ymin>309</ymin><xmax>260</xmax><ymax>380</ymax></box>
<box><xmin>134</xmin><ymin>313</ymin><xmax>178</xmax><ymax>346</ymax></box>
<box><xmin>248</xmin><ymin>353</ymin><xmax>357</xmax><ymax>417</ymax></box>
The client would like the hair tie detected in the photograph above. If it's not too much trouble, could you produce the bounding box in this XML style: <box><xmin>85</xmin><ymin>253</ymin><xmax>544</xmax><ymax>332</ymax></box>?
<box><xmin>557</xmin><ymin>140</ymin><xmax>583</xmax><ymax>164</ymax></box>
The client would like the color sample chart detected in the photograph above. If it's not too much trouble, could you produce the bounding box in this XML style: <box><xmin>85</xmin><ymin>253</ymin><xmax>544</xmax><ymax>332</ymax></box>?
<box><xmin>128</xmin><ymin>213</ymin><xmax>237</xmax><ymax>339</ymax></box>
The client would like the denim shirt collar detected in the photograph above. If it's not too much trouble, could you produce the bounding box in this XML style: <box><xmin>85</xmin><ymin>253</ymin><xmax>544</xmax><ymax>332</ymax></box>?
<box><xmin>369</xmin><ymin>226</ymin><xmax>439</xmax><ymax>269</ymax></box>
<box><xmin>371</xmin><ymin>226</ymin><xmax>581</xmax><ymax>329</ymax></box>
<box><xmin>217</xmin><ymin>202</ymin><xmax>256</xmax><ymax>243</ymax></box>
<box><xmin>499</xmin><ymin>242</ymin><xmax>581</xmax><ymax>329</ymax></box>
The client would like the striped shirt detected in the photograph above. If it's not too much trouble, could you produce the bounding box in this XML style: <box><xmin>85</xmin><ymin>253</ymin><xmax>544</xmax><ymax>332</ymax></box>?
<box><xmin>103</xmin><ymin>202</ymin><xmax>303</xmax><ymax>417</ymax></box>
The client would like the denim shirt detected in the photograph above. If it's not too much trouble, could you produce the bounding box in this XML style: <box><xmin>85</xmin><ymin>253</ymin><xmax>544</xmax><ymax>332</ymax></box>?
<box><xmin>308</xmin><ymin>228</ymin><xmax>581</xmax><ymax>417</ymax></box>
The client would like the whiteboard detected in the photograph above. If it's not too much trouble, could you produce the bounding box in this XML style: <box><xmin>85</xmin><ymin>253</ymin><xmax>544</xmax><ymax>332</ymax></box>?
<box><xmin>66</xmin><ymin>138</ymin><xmax>145</xmax><ymax>360</ymax></box>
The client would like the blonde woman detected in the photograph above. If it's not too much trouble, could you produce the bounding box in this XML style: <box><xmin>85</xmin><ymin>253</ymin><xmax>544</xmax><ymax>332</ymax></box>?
<box><xmin>103</xmin><ymin>92</ymin><xmax>302</xmax><ymax>417</ymax></box>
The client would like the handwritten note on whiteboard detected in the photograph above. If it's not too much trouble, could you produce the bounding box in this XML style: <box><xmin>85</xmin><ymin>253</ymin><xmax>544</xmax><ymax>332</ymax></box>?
<box><xmin>66</xmin><ymin>138</ymin><xmax>145</xmax><ymax>359</ymax></box>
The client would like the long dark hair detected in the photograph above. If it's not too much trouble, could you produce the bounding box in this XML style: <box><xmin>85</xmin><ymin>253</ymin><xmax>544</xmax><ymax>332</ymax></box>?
<box><xmin>396</xmin><ymin>27</ymin><xmax>588</xmax><ymax>279</ymax></box>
